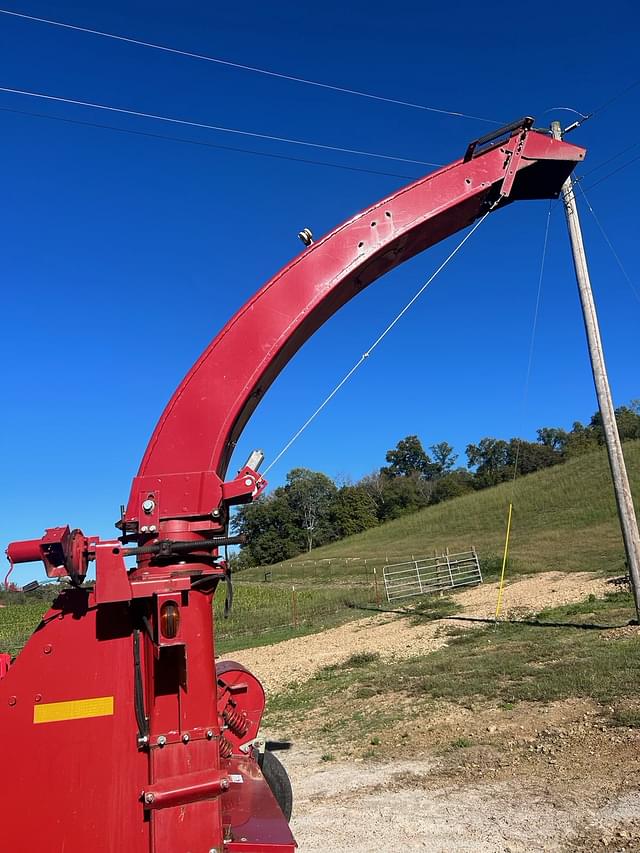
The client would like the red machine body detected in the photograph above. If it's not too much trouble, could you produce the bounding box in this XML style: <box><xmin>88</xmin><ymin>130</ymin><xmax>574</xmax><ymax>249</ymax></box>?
<box><xmin>0</xmin><ymin>652</ymin><xmax>10</xmax><ymax>679</ymax></box>
<box><xmin>0</xmin><ymin>118</ymin><xmax>585</xmax><ymax>852</ymax></box>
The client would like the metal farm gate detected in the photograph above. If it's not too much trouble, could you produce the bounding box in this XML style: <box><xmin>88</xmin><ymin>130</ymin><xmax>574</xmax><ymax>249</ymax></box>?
<box><xmin>383</xmin><ymin>548</ymin><xmax>482</xmax><ymax>603</ymax></box>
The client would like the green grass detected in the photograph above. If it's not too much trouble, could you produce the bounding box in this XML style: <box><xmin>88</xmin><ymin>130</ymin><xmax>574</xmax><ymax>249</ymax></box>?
<box><xmin>400</xmin><ymin>592</ymin><xmax>637</xmax><ymax>706</ymax></box>
<box><xmin>0</xmin><ymin>601</ymin><xmax>51</xmax><ymax>656</ymax></box>
<box><xmin>225</xmin><ymin>443</ymin><xmax>640</xmax><ymax>643</ymax></box>
<box><xmin>265</xmin><ymin>590</ymin><xmax>640</xmax><ymax>738</ymax></box>
<box><xmin>449</xmin><ymin>736</ymin><xmax>473</xmax><ymax>749</ymax></box>
<box><xmin>610</xmin><ymin>707</ymin><xmax>640</xmax><ymax>728</ymax></box>
<box><xmin>411</xmin><ymin>595</ymin><xmax>461</xmax><ymax>622</ymax></box>
<box><xmin>215</xmin><ymin>605</ymin><xmax>372</xmax><ymax>654</ymax></box>
<box><xmin>246</xmin><ymin>442</ymin><xmax>640</xmax><ymax>584</ymax></box>
<box><xmin>213</xmin><ymin>580</ymin><xmax>377</xmax><ymax>652</ymax></box>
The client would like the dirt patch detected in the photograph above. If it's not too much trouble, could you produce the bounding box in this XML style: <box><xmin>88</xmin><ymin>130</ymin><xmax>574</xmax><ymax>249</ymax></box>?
<box><xmin>229</xmin><ymin>572</ymin><xmax>637</xmax><ymax>850</ymax></box>
<box><xmin>564</xmin><ymin>819</ymin><xmax>640</xmax><ymax>853</ymax></box>
<box><xmin>231</xmin><ymin>572</ymin><xmax>611</xmax><ymax>694</ymax></box>
<box><xmin>226</xmin><ymin>572</ymin><xmax>640</xmax><ymax>849</ymax></box>
<box><xmin>273</xmin><ymin>697</ymin><xmax>640</xmax><ymax>852</ymax></box>
<box><xmin>603</xmin><ymin>625</ymin><xmax>640</xmax><ymax>641</ymax></box>
<box><xmin>460</xmin><ymin>570</ymin><xmax>612</xmax><ymax>619</ymax></box>
<box><xmin>231</xmin><ymin>611</ymin><xmax>448</xmax><ymax>694</ymax></box>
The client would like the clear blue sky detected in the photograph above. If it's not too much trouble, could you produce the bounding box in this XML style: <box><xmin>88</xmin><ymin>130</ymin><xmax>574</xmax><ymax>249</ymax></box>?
<box><xmin>2</xmin><ymin>1</ymin><xmax>639</xmax><ymax>585</ymax></box>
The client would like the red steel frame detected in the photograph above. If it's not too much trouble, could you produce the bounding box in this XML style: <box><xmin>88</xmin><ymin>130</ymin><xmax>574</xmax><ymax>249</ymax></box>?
<box><xmin>0</xmin><ymin>119</ymin><xmax>584</xmax><ymax>853</ymax></box>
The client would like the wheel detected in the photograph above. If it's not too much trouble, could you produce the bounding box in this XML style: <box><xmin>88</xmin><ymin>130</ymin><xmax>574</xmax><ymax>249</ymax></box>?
<box><xmin>260</xmin><ymin>750</ymin><xmax>293</xmax><ymax>821</ymax></box>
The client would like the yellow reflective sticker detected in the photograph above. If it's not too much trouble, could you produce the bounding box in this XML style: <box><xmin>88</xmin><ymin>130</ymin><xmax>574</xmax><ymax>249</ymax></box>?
<box><xmin>33</xmin><ymin>696</ymin><xmax>114</xmax><ymax>724</ymax></box>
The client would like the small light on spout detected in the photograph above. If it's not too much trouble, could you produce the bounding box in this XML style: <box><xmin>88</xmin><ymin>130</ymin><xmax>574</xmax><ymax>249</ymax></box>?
<box><xmin>243</xmin><ymin>449</ymin><xmax>265</xmax><ymax>472</ymax></box>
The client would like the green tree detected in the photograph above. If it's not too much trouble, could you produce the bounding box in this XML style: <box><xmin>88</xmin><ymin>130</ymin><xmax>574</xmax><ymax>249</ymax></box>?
<box><xmin>429</xmin><ymin>469</ymin><xmax>475</xmax><ymax>504</ymax></box>
<box><xmin>507</xmin><ymin>438</ymin><xmax>560</xmax><ymax>475</ymax></box>
<box><xmin>384</xmin><ymin>435</ymin><xmax>437</xmax><ymax>479</ymax></box>
<box><xmin>537</xmin><ymin>427</ymin><xmax>569</xmax><ymax>452</ymax></box>
<box><xmin>331</xmin><ymin>485</ymin><xmax>378</xmax><ymax>537</ymax></box>
<box><xmin>582</xmin><ymin>405</ymin><xmax>640</xmax><ymax>447</ymax></box>
<box><xmin>233</xmin><ymin>489</ymin><xmax>302</xmax><ymax>565</ymax></box>
<box><xmin>466</xmin><ymin>437</ymin><xmax>510</xmax><ymax>488</ymax></box>
<box><xmin>430</xmin><ymin>441</ymin><xmax>458</xmax><ymax>476</ymax></box>
<box><xmin>285</xmin><ymin>468</ymin><xmax>337</xmax><ymax>552</ymax></box>
<box><xmin>377</xmin><ymin>474</ymin><xmax>432</xmax><ymax>521</ymax></box>
<box><xmin>611</xmin><ymin>406</ymin><xmax>640</xmax><ymax>441</ymax></box>
<box><xmin>564</xmin><ymin>420</ymin><xmax>600</xmax><ymax>458</ymax></box>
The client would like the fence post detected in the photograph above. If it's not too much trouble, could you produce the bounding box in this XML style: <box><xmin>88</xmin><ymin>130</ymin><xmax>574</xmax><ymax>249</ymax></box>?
<box><xmin>373</xmin><ymin>567</ymin><xmax>381</xmax><ymax>607</ymax></box>
<box><xmin>472</xmin><ymin>545</ymin><xmax>482</xmax><ymax>583</ymax></box>
<box><xmin>445</xmin><ymin>548</ymin><xmax>454</xmax><ymax>589</ymax></box>
<box><xmin>291</xmin><ymin>585</ymin><xmax>299</xmax><ymax>629</ymax></box>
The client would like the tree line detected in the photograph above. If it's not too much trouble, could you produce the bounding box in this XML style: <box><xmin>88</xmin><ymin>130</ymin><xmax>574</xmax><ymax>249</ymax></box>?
<box><xmin>234</xmin><ymin>402</ymin><xmax>640</xmax><ymax>567</ymax></box>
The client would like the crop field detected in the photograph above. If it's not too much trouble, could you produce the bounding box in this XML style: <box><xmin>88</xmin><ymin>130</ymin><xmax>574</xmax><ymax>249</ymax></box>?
<box><xmin>213</xmin><ymin>580</ymin><xmax>376</xmax><ymax>651</ymax></box>
<box><xmin>0</xmin><ymin>582</ymin><xmax>378</xmax><ymax>658</ymax></box>
<box><xmin>0</xmin><ymin>601</ymin><xmax>50</xmax><ymax>656</ymax></box>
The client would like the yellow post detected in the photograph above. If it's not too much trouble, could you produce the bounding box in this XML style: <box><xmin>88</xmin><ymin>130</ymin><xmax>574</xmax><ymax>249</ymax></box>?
<box><xmin>495</xmin><ymin>502</ymin><xmax>513</xmax><ymax>620</ymax></box>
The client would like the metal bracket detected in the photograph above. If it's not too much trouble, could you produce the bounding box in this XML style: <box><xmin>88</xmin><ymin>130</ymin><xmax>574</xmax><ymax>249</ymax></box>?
<box><xmin>498</xmin><ymin>126</ymin><xmax>530</xmax><ymax>199</ymax></box>
<box><xmin>142</xmin><ymin>769</ymin><xmax>230</xmax><ymax>810</ymax></box>
<box><xmin>221</xmin><ymin>466</ymin><xmax>268</xmax><ymax>506</ymax></box>
<box><xmin>464</xmin><ymin>116</ymin><xmax>534</xmax><ymax>162</ymax></box>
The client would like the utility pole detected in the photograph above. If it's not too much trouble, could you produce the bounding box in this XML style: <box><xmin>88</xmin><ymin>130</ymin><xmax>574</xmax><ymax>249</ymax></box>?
<box><xmin>551</xmin><ymin>120</ymin><xmax>640</xmax><ymax>619</ymax></box>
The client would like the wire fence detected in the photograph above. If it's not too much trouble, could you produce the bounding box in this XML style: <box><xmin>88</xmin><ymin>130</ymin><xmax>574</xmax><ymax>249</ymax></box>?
<box><xmin>236</xmin><ymin>550</ymin><xmax>481</xmax><ymax>585</ymax></box>
<box><xmin>216</xmin><ymin>547</ymin><xmax>484</xmax><ymax>643</ymax></box>
<box><xmin>0</xmin><ymin>551</ymin><xmax>461</xmax><ymax>657</ymax></box>
<box><xmin>214</xmin><ymin>580</ymin><xmax>378</xmax><ymax>643</ymax></box>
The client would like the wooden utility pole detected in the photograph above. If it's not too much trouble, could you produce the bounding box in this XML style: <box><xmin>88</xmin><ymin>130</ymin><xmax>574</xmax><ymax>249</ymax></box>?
<box><xmin>551</xmin><ymin>120</ymin><xmax>640</xmax><ymax>619</ymax></box>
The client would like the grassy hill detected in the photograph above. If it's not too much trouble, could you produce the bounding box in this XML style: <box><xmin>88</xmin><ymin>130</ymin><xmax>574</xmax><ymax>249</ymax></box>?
<box><xmin>3</xmin><ymin>442</ymin><xmax>639</xmax><ymax>654</ymax></box>
<box><xmin>242</xmin><ymin>441</ymin><xmax>640</xmax><ymax>583</ymax></box>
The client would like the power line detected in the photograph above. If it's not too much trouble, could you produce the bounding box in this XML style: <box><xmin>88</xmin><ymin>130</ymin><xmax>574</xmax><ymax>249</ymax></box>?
<box><xmin>0</xmin><ymin>7</ymin><xmax>501</xmax><ymax>125</ymax></box>
<box><xmin>0</xmin><ymin>85</ymin><xmax>442</xmax><ymax>167</ymax></box>
<box><xmin>576</xmin><ymin>183</ymin><xmax>640</xmax><ymax>306</ymax></box>
<box><xmin>262</xmin><ymin>206</ymin><xmax>494</xmax><ymax>476</ymax></box>
<box><xmin>543</xmin><ymin>106</ymin><xmax>589</xmax><ymax>119</ymax></box>
<box><xmin>507</xmin><ymin>201</ymin><xmax>552</xmax><ymax>492</ymax></box>
<box><xmin>576</xmin><ymin>141</ymin><xmax>640</xmax><ymax>182</ymax></box>
<box><xmin>590</xmin><ymin>77</ymin><xmax>640</xmax><ymax>120</ymax></box>
<box><xmin>521</xmin><ymin>202</ymin><xmax>552</xmax><ymax>411</ymax></box>
<box><xmin>582</xmin><ymin>153</ymin><xmax>640</xmax><ymax>191</ymax></box>
<box><xmin>561</xmin><ymin>76</ymin><xmax>640</xmax><ymax>133</ymax></box>
<box><xmin>0</xmin><ymin>105</ymin><xmax>418</xmax><ymax>180</ymax></box>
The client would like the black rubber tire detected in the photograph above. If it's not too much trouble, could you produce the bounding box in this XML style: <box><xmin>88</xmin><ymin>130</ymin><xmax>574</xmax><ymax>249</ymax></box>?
<box><xmin>260</xmin><ymin>750</ymin><xmax>293</xmax><ymax>821</ymax></box>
